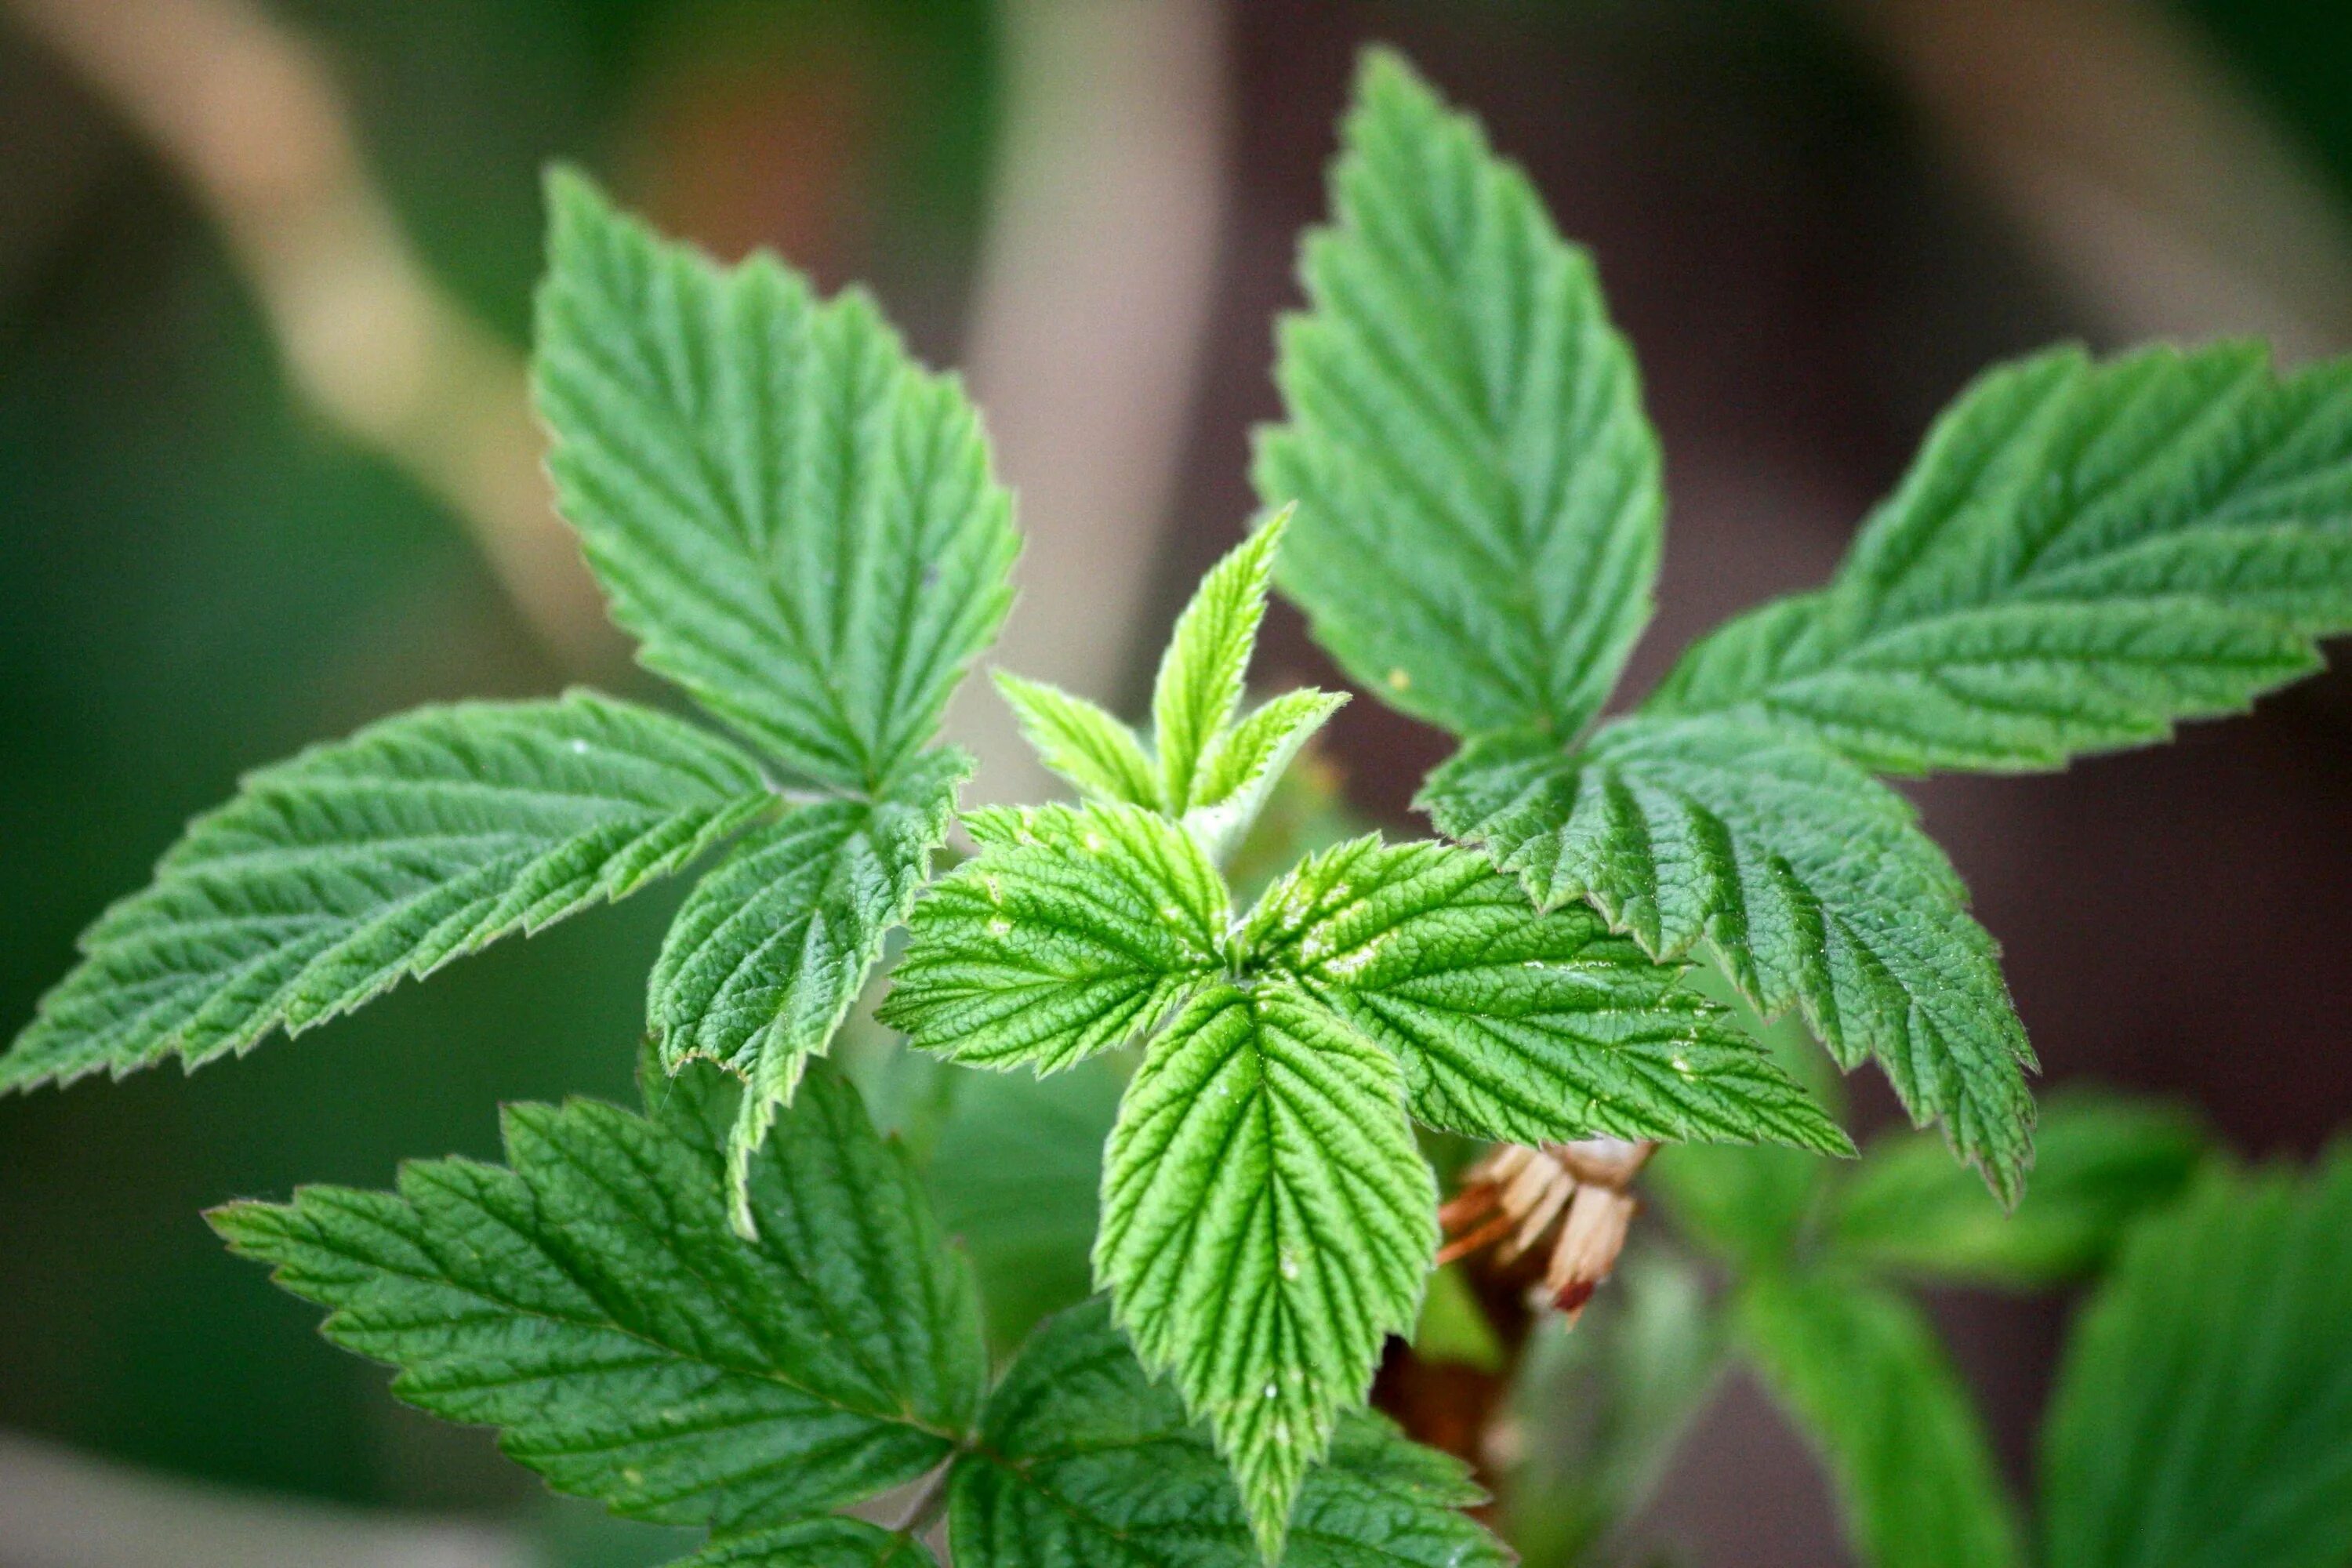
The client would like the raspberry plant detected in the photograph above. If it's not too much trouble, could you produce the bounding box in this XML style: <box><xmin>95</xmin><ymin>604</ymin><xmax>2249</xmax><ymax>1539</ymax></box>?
<box><xmin>10</xmin><ymin>46</ymin><xmax>2352</xmax><ymax>1568</ymax></box>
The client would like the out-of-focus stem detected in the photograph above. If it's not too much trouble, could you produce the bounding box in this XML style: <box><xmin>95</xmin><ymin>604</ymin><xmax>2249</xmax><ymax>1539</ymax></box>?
<box><xmin>6</xmin><ymin>0</ymin><xmax>615</xmax><ymax>666</ymax></box>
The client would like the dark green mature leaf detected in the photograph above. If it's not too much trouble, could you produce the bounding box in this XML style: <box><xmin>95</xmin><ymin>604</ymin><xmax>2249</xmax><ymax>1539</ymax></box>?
<box><xmin>1096</xmin><ymin>982</ymin><xmax>1437</xmax><ymax>1559</ymax></box>
<box><xmin>0</xmin><ymin>692</ymin><xmax>769</xmax><ymax>1095</ymax></box>
<box><xmin>2041</xmin><ymin>1148</ymin><xmax>2352</xmax><ymax>1568</ymax></box>
<box><xmin>671</xmin><ymin>1519</ymin><xmax>934</xmax><ymax>1568</ymax></box>
<box><xmin>1832</xmin><ymin>1088</ymin><xmax>2209</xmax><ymax>1288</ymax></box>
<box><xmin>1424</xmin><ymin>716</ymin><xmax>2034</xmax><ymax>1203</ymax></box>
<box><xmin>1258</xmin><ymin>49</ymin><xmax>1661</xmax><ymax>741</ymax></box>
<box><xmin>1240</xmin><ymin>834</ymin><xmax>1849</xmax><ymax>1154</ymax></box>
<box><xmin>650</xmin><ymin>749</ymin><xmax>965</xmax><ymax>1225</ymax></box>
<box><xmin>535</xmin><ymin>170</ymin><xmax>1018</xmax><ymax>793</ymax></box>
<box><xmin>212</xmin><ymin>1059</ymin><xmax>986</xmax><ymax>1535</ymax></box>
<box><xmin>1154</xmin><ymin>510</ymin><xmax>1290</xmax><ymax>813</ymax></box>
<box><xmin>1737</xmin><ymin>1270</ymin><xmax>2023</xmax><ymax>1568</ymax></box>
<box><xmin>950</xmin><ymin>1301</ymin><xmax>1509</xmax><ymax>1568</ymax></box>
<box><xmin>1653</xmin><ymin>343</ymin><xmax>2352</xmax><ymax>773</ymax></box>
<box><xmin>879</xmin><ymin>804</ymin><xmax>1228</xmax><ymax>1073</ymax></box>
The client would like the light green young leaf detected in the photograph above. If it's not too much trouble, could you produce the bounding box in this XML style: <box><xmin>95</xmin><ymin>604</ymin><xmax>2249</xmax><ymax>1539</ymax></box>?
<box><xmin>2041</xmin><ymin>1147</ymin><xmax>2352</xmax><ymax>1568</ymax></box>
<box><xmin>1154</xmin><ymin>510</ymin><xmax>1291</xmax><ymax>812</ymax></box>
<box><xmin>650</xmin><ymin>749</ymin><xmax>966</xmax><ymax>1229</ymax></box>
<box><xmin>950</xmin><ymin>1300</ymin><xmax>1508</xmax><ymax>1568</ymax></box>
<box><xmin>879</xmin><ymin>803</ymin><xmax>1228</xmax><ymax>1073</ymax></box>
<box><xmin>1240</xmin><ymin>834</ymin><xmax>1849</xmax><ymax>1155</ymax></box>
<box><xmin>1423</xmin><ymin>715</ymin><xmax>2035</xmax><ymax>1204</ymax></box>
<box><xmin>1831</xmin><ymin>1087</ymin><xmax>2209</xmax><ymax>1289</ymax></box>
<box><xmin>1737</xmin><ymin>1270</ymin><xmax>2024</xmax><ymax>1568</ymax></box>
<box><xmin>1184</xmin><ymin>688</ymin><xmax>1350</xmax><ymax>864</ymax></box>
<box><xmin>212</xmin><ymin>1058</ymin><xmax>986</xmax><ymax>1535</ymax></box>
<box><xmin>993</xmin><ymin>671</ymin><xmax>1160</xmax><ymax>808</ymax></box>
<box><xmin>672</xmin><ymin>1519</ymin><xmax>933</xmax><ymax>1568</ymax></box>
<box><xmin>535</xmin><ymin>170</ymin><xmax>1018</xmax><ymax>793</ymax></box>
<box><xmin>1095</xmin><ymin>982</ymin><xmax>1437</xmax><ymax>1560</ymax></box>
<box><xmin>1258</xmin><ymin>49</ymin><xmax>1661</xmax><ymax>740</ymax></box>
<box><xmin>1653</xmin><ymin>343</ymin><xmax>2352</xmax><ymax>773</ymax></box>
<box><xmin>0</xmin><ymin>692</ymin><xmax>769</xmax><ymax>1096</ymax></box>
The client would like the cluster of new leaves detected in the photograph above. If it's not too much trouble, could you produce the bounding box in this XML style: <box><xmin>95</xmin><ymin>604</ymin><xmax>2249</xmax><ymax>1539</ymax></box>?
<box><xmin>881</xmin><ymin>521</ymin><xmax>1850</xmax><ymax>1555</ymax></box>
<box><xmin>219</xmin><ymin>1051</ymin><xmax>1517</xmax><ymax>1568</ymax></box>
<box><xmin>1263</xmin><ymin>51</ymin><xmax>2352</xmax><ymax>1206</ymax></box>
<box><xmin>0</xmin><ymin>172</ymin><xmax>1020</xmax><ymax>1229</ymax></box>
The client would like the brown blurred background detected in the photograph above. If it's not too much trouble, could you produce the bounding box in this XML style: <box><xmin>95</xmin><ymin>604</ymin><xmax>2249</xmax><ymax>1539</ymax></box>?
<box><xmin>2</xmin><ymin>1</ymin><xmax>2350</xmax><ymax>1564</ymax></box>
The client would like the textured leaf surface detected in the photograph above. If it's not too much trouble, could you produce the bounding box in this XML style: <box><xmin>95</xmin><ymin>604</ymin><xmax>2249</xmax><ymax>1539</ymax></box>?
<box><xmin>1154</xmin><ymin>512</ymin><xmax>1290</xmax><ymax>812</ymax></box>
<box><xmin>1738</xmin><ymin>1270</ymin><xmax>2023</xmax><ymax>1568</ymax></box>
<box><xmin>1258</xmin><ymin>49</ymin><xmax>1661</xmax><ymax>739</ymax></box>
<box><xmin>2041</xmin><ymin>1148</ymin><xmax>2352</xmax><ymax>1568</ymax></box>
<box><xmin>212</xmin><ymin>1060</ymin><xmax>985</xmax><ymax>1534</ymax></box>
<box><xmin>650</xmin><ymin>750</ymin><xmax>964</xmax><ymax>1218</ymax></box>
<box><xmin>1653</xmin><ymin>343</ymin><xmax>2352</xmax><ymax>772</ymax></box>
<box><xmin>880</xmin><ymin>804</ymin><xmax>1228</xmax><ymax>1073</ymax></box>
<box><xmin>950</xmin><ymin>1301</ymin><xmax>1508</xmax><ymax>1568</ymax></box>
<box><xmin>1424</xmin><ymin>716</ymin><xmax>2034</xmax><ymax>1203</ymax></box>
<box><xmin>994</xmin><ymin>672</ymin><xmax>1159</xmax><ymax>808</ymax></box>
<box><xmin>1832</xmin><ymin>1088</ymin><xmax>2208</xmax><ymax>1288</ymax></box>
<box><xmin>672</xmin><ymin>1519</ymin><xmax>934</xmax><ymax>1568</ymax></box>
<box><xmin>1095</xmin><ymin>982</ymin><xmax>1436</xmax><ymax>1559</ymax></box>
<box><xmin>1</xmin><ymin>693</ymin><xmax>768</xmax><ymax>1094</ymax></box>
<box><xmin>535</xmin><ymin>171</ymin><xmax>1018</xmax><ymax>792</ymax></box>
<box><xmin>1184</xmin><ymin>691</ymin><xmax>1349</xmax><ymax>866</ymax></box>
<box><xmin>1240</xmin><ymin>835</ymin><xmax>1847</xmax><ymax>1153</ymax></box>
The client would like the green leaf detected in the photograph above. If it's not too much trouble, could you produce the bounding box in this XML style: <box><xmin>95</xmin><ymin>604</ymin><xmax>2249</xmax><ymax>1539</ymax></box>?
<box><xmin>0</xmin><ymin>692</ymin><xmax>769</xmax><ymax>1095</ymax></box>
<box><xmin>211</xmin><ymin>1058</ymin><xmax>986</xmax><ymax>1534</ymax></box>
<box><xmin>1737</xmin><ymin>1269</ymin><xmax>2023</xmax><ymax>1568</ymax></box>
<box><xmin>1258</xmin><ymin>49</ymin><xmax>1661</xmax><ymax>740</ymax></box>
<box><xmin>535</xmin><ymin>170</ymin><xmax>1018</xmax><ymax>793</ymax></box>
<box><xmin>672</xmin><ymin>1519</ymin><xmax>934</xmax><ymax>1568</ymax></box>
<box><xmin>1652</xmin><ymin>343</ymin><xmax>2352</xmax><ymax>773</ymax></box>
<box><xmin>2040</xmin><ymin>1147</ymin><xmax>2352</xmax><ymax>1568</ymax></box>
<box><xmin>650</xmin><ymin>749</ymin><xmax>965</xmax><ymax>1228</ymax></box>
<box><xmin>1241</xmin><ymin>833</ymin><xmax>1849</xmax><ymax>1154</ymax></box>
<box><xmin>1184</xmin><ymin>689</ymin><xmax>1350</xmax><ymax>866</ymax></box>
<box><xmin>1153</xmin><ymin>510</ymin><xmax>1291</xmax><ymax>813</ymax></box>
<box><xmin>1094</xmin><ymin>981</ymin><xmax>1437</xmax><ymax>1559</ymax></box>
<box><xmin>993</xmin><ymin>671</ymin><xmax>1160</xmax><ymax>808</ymax></box>
<box><xmin>879</xmin><ymin>804</ymin><xmax>1228</xmax><ymax>1073</ymax></box>
<box><xmin>1424</xmin><ymin>715</ymin><xmax>2035</xmax><ymax>1204</ymax></box>
<box><xmin>949</xmin><ymin>1300</ymin><xmax>1508</xmax><ymax>1568</ymax></box>
<box><xmin>1831</xmin><ymin>1087</ymin><xmax>2209</xmax><ymax>1289</ymax></box>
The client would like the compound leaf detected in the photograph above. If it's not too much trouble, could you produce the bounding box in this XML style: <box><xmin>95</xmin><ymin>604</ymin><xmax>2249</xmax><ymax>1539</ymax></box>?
<box><xmin>1423</xmin><ymin>715</ymin><xmax>2034</xmax><ymax>1204</ymax></box>
<box><xmin>1738</xmin><ymin>1269</ymin><xmax>2024</xmax><ymax>1568</ymax></box>
<box><xmin>950</xmin><ymin>1300</ymin><xmax>1507</xmax><ymax>1568</ymax></box>
<box><xmin>0</xmin><ymin>692</ymin><xmax>769</xmax><ymax>1095</ymax></box>
<box><xmin>994</xmin><ymin>672</ymin><xmax>1159</xmax><ymax>808</ymax></box>
<box><xmin>1154</xmin><ymin>512</ymin><xmax>1292</xmax><ymax>813</ymax></box>
<box><xmin>1832</xmin><ymin>1087</ymin><xmax>2209</xmax><ymax>1289</ymax></box>
<box><xmin>535</xmin><ymin>170</ymin><xmax>1018</xmax><ymax>793</ymax></box>
<box><xmin>1258</xmin><ymin>49</ymin><xmax>1661</xmax><ymax>740</ymax></box>
<box><xmin>651</xmin><ymin>749</ymin><xmax>966</xmax><ymax>1229</ymax></box>
<box><xmin>212</xmin><ymin>1058</ymin><xmax>986</xmax><ymax>1535</ymax></box>
<box><xmin>1095</xmin><ymin>982</ymin><xmax>1436</xmax><ymax>1559</ymax></box>
<box><xmin>2041</xmin><ymin>1146</ymin><xmax>2352</xmax><ymax>1568</ymax></box>
<box><xmin>1653</xmin><ymin>343</ymin><xmax>2352</xmax><ymax>773</ymax></box>
<box><xmin>1241</xmin><ymin>835</ymin><xmax>1849</xmax><ymax>1154</ymax></box>
<box><xmin>879</xmin><ymin>804</ymin><xmax>1228</xmax><ymax>1074</ymax></box>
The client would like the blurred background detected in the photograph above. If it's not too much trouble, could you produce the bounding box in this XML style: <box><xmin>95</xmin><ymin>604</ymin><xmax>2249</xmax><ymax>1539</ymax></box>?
<box><xmin>4</xmin><ymin>1</ymin><xmax>2352</xmax><ymax>1563</ymax></box>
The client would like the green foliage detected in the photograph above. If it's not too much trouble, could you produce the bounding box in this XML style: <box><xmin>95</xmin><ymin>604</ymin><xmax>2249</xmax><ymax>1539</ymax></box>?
<box><xmin>535</xmin><ymin>171</ymin><xmax>1017</xmax><ymax>797</ymax></box>
<box><xmin>212</xmin><ymin>1057</ymin><xmax>987</xmax><ymax>1537</ymax></box>
<box><xmin>1831</xmin><ymin>1088</ymin><xmax>2210</xmax><ymax>1288</ymax></box>
<box><xmin>670</xmin><ymin>1518</ymin><xmax>935</xmax><ymax>1567</ymax></box>
<box><xmin>2040</xmin><ymin>1146</ymin><xmax>2352</xmax><ymax>1568</ymax></box>
<box><xmin>1652</xmin><ymin>343</ymin><xmax>2352</xmax><ymax>773</ymax></box>
<box><xmin>951</xmin><ymin>1301</ymin><xmax>1509</xmax><ymax>1568</ymax></box>
<box><xmin>1258</xmin><ymin>49</ymin><xmax>1661</xmax><ymax>741</ymax></box>
<box><xmin>1737</xmin><ymin>1269</ymin><xmax>2024</xmax><ymax>1568</ymax></box>
<box><xmin>1424</xmin><ymin>717</ymin><xmax>2032</xmax><ymax>1203</ymax></box>
<box><xmin>0</xmin><ymin>692</ymin><xmax>771</xmax><ymax>1094</ymax></box>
